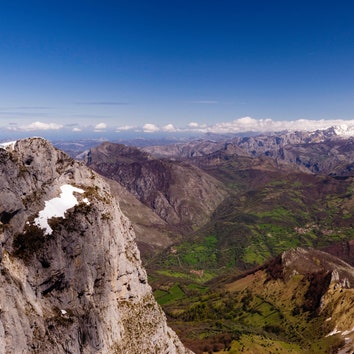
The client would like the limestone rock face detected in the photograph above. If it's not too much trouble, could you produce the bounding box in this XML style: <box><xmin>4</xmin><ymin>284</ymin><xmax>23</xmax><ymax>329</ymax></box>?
<box><xmin>0</xmin><ymin>138</ymin><xmax>192</xmax><ymax>353</ymax></box>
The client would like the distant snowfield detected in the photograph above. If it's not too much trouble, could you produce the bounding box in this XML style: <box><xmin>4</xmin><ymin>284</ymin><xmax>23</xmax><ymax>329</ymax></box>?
<box><xmin>34</xmin><ymin>185</ymin><xmax>89</xmax><ymax>235</ymax></box>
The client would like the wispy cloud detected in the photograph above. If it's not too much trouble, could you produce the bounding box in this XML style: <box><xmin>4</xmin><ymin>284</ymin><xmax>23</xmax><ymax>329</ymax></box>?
<box><xmin>0</xmin><ymin>106</ymin><xmax>54</xmax><ymax>110</ymax></box>
<box><xmin>75</xmin><ymin>101</ymin><xmax>129</xmax><ymax>106</ymax></box>
<box><xmin>190</xmin><ymin>100</ymin><xmax>219</xmax><ymax>104</ymax></box>
<box><xmin>0</xmin><ymin>111</ymin><xmax>51</xmax><ymax>118</ymax></box>
<box><xmin>14</xmin><ymin>106</ymin><xmax>54</xmax><ymax>110</ymax></box>
<box><xmin>0</xmin><ymin>106</ymin><xmax>55</xmax><ymax>119</ymax></box>
<box><xmin>116</xmin><ymin>125</ymin><xmax>137</xmax><ymax>132</ymax></box>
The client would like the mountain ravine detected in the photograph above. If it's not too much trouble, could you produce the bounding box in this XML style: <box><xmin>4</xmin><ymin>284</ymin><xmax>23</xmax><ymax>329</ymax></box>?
<box><xmin>0</xmin><ymin>138</ymin><xmax>192</xmax><ymax>354</ymax></box>
<box><xmin>86</xmin><ymin>142</ymin><xmax>227</xmax><ymax>230</ymax></box>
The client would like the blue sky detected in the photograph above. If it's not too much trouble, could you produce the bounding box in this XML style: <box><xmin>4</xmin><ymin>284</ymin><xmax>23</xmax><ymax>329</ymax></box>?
<box><xmin>2</xmin><ymin>1</ymin><xmax>354</xmax><ymax>139</ymax></box>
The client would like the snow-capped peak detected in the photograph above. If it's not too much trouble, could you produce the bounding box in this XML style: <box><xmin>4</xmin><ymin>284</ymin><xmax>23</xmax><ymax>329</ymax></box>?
<box><xmin>332</xmin><ymin>124</ymin><xmax>354</xmax><ymax>137</ymax></box>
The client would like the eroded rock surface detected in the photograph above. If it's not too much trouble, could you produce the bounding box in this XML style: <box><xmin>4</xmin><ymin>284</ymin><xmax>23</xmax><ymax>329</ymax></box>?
<box><xmin>0</xmin><ymin>138</ymin><xmax>192</xmax><ymax>353</ymax></box>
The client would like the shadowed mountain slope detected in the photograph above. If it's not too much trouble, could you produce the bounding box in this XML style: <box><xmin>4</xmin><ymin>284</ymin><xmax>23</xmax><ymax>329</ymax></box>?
<box><xmin>87</xmin><ymin>141</ymin><xmax>227</xmax><ymax>232</ymax></box>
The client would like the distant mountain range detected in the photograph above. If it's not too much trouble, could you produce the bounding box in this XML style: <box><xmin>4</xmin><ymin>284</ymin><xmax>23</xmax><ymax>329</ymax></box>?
<box><xmin>142</xmin><ymin>127</ymin><xmax>354</xmax><ymax>175</ymax></box>
<box><xmin>82</xmin><ymin>127</ymin><xmax>354</xmax><ymax>262</ymax></box>
<box><xmin>79</xmin><ymin>126</ymin><xmax>354</xmax><ymax>352</ymax></box>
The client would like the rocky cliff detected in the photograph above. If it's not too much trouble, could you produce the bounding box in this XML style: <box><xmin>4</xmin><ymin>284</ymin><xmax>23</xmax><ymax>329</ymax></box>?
<box><xmin>0</xmin><ymin>138</ymin><xmax>192</xmax><ymax>353</ymax></box>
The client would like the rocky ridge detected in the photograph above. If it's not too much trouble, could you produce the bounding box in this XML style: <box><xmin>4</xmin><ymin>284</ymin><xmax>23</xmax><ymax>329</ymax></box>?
<box><xmin>143</xmin><ymin>127</ymin><xmax>354</xmax><ymax>176</ymax></box>
<box><xmin>86</xmin><ymin>142</ymin><xmax>227</xmax><ymax>231</ymax></box>
<box><xmin>221</xmin><ymin>247</ymin><xmax>354</xmax><ymax>352</ymax></box>
<box><xmin>275</xmin><ymin>248</ymin><xmax>354</xmax><ymax>352</ymax></box>
<box><xmin>0</xmin><ymin>138</ymin><xmax>191</xmax><ymax>353</ymax></box>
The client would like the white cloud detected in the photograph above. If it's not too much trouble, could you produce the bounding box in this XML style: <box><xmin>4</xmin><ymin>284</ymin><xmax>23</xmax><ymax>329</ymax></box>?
<box><xmin>6</xmin><ymin>117</ymin><xmax>354</xmax><ymax>137</ymax></box>
<box><xmin>115</xmin><ymin>125</ymin><xmax>137</xmax><ymax>132</ymax></box>
<box><xmin>162</xmin><ymin>124</ymin><xmax>178</xmax><ymax>132</ymax></box>
<box><xmin>206</xmin><ymin>116</ymin><xmax>266</xmax><ymax>133</ymax></box>
<box><xmin>94</xmin><ymin>122</ymin><xmax>107</xmax><ymax>130</ymax></box>
<box><xmin>188</xmin><ymin>122</ymin><xmax>199</xmax><ymax>128</ymax></box>
<box><xmin>7</xmin><ymin>121</ymin><xmax>63</xmax><ymax>131</ymax></box>
<box><xmin>143</xmin><ymin>123</ymin><xmax>160</xmax><ymax>133</ymax></box>
<box><xmin>203</xmin><ymin>117</ymin><xmax>354</xmax><ymax>134</ymax></box>
<box><xmin>107</xmin><ymin>117</ymin><xmax>354</xmax><ymax>136</ymax></box>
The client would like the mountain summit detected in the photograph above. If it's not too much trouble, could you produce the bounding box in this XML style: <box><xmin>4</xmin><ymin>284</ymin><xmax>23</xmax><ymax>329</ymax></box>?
<box><xmin>0</xmin><ymin>138</ymin><xmax>191</xmax><ymax>353</ymax></box>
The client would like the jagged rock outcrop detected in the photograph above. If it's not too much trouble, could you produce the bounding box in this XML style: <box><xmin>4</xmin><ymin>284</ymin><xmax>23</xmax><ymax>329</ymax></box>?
<box><xmin>0</xmin><ymin>138</ymin><xmax>192</xmax><ymax>353</ymax></box>
<box><xmin>281</xmin><ymin>247</ymin><xmax>354</xmax><ymax>287</ymax></box>
<box><xmin>266</xmin><ymin>247</ymin><xmax>354</xmax><ymax>314</ymax></box>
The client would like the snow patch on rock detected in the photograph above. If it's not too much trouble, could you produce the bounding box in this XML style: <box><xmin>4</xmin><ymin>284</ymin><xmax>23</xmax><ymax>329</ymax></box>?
<box><xmin>0</xmin><ymin>141</ymin><xmax>17</xmax><ymax>150</ymax></box>
<box><xmin>34</xmin><ymin>184</ymin><xmax>89</xmax><ymax>235</ymax></box>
